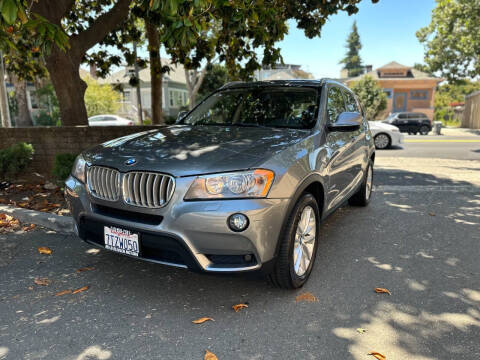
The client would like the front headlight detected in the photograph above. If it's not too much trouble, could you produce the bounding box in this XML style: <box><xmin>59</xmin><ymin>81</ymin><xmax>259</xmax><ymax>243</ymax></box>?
<box><xmin>184</xmin><ymin>169</ymin><xmax>275</xmax><ymax>200</ymax></box>
<box><xmin>72</xmin><ymin>155</ymin><xmax>86</xmax><ymax>183</ymax></box>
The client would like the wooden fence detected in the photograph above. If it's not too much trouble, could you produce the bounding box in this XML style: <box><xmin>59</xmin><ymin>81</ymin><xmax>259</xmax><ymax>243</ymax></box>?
<box><xmin>463</xmin><ymin>91</ymin><xmax>480</xmax><ymax>129</ymax></box>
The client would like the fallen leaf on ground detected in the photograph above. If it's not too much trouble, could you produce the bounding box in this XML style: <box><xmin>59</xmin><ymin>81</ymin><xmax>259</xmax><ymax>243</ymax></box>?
<box><xmin>76</xmin><ymin>267</ymin><xmax>95</xmax><ymax>272</ymax></box>
<box><xmin>192</xmin><ymin>317</ymin><xmax>214</xmax><ymax>324</ymax></box>
<box><xmin>55</xmin><ymin>289</ymin><xmax>72</xmax><ymax>296</ymax></box>
<box><xmin>232</xmin><ymin>304</ymin><xmax>248</xmax><ymax>312</ymax></box>
<box><xmin>38</xmin><ymin>247</ymin><xmax>52</xmax><ymax>255</ymax></box>
<box><xmin>368</xmin><ymin>351</ymin><xmax>386</xmax><ymax>360</ymax></box>
<box><xmin>428</xmin><ymin>212</ymin><xmax>436</xmax><ymax>216</ymax></box>
<box><xmin>374</xmin><ymin>287</ymin><xmax>391</xmax><ymax>295</ymax></box>
<box><xmin>72</xmin><ymin>285</ymin><xmax>89</xmax><ymax>294</ymax></box>
<box><xmin>295</xmin><ymin>292</ymin><xmax>318</xmax><ymax>302</ymax></box>
<box><xmin>23</xmin><ymin>224</ymin><xmax>36</xmax><ymax>232</ymax></box>
<box><xmin>356</xmin><ymin>328</ymin><xmax>367</xmax><ymax>334</ymax></box>
<box><xmin>34</xmin><ymin>278</ymin><xmax>50</xmax><ymax>286</ymax></box>
<box><xmin>204</xmin><ymin>349</ymin><xmax>218</xmax><ymax>360</ymax></box>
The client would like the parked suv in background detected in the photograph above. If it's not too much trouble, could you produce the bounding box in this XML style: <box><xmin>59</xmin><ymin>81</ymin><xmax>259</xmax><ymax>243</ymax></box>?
<box><xmin>383</xmin><ymin>112</ymin><xmax>432</xmax><ymax>135</ymax></box>
<box><xmin>65</xmin><ymin>79</ymin><xmax>375</xmax><ymax>289</ymax></box>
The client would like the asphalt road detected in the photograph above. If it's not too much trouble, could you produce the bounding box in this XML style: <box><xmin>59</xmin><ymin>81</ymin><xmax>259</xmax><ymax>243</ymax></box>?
<box><xmin>376</xmin><ymin>134</ymin><xmax>480</xmax><ymax>161</ymax></box>
<box><xmin>1</xmin><ymin>139</ymin><xmax>479</xmax><ymax>360</ymax></box>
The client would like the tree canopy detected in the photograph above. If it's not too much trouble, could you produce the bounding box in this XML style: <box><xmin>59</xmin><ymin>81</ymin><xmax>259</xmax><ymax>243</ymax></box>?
<box><xmin>339</xmin><ymin>21</ymin><xmax>363</xmax><ymax>77</ymax></box>
<box><xmin>350</xmin><ymin>75</ymin><xmax>387</xmax><ymax>120</ymax></box>
<box><xmin>1</xmin><ymin>0</ymin><xmax>380</xmax><ymax>126</ymax></box>
<box><xmin>417</xmin><ymin>0</ymin><xmax>480</xmax><ymax>81</ymax></box>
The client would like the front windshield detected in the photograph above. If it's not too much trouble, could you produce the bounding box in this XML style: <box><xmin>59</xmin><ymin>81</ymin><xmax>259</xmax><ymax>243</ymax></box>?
<box><xmin>180</xmin><ymin>87</ymin><xmax>319</xmax><ymax>129</ymax></box>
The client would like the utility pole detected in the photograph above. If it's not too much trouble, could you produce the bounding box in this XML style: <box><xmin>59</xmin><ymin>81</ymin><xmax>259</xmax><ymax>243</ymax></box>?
<box><xmin>0</xmin><ymin>51</ymin><xmax>11</xmax><ymax>127</ymax></box>
<box><xmin>133</xmin><ymin>42</ymin><xmax>143</xmax><ymax>125</ymax></box>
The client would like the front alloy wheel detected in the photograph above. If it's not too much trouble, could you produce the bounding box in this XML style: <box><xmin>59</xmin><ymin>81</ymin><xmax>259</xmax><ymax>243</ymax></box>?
<box><xmin>293</xmin><ymin>206</ymin><xmax>316</xmax><ymax>276</ymax></box>
<box><xmin>268</xmin><ymin>193</ymin><xmax>320</xmax><ymax>289</ymax></box>
<box><xmin>374</xmin><ymin>133</ymin><xmax>391</xmax><ymax>149</ymax></box>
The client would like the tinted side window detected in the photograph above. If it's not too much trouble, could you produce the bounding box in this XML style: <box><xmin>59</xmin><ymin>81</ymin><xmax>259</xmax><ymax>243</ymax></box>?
<box><xmin>398</xmin><ymin>113</ymin><xmax>408</xmax><ymax>119</ymax></box>
<box><xmin>327</xmin><ymin>87</ymin><xmax>346</xmax><ymax>123</ymax></box>
<box><xmin>344</xmin><ymin>90</ymin><xmax>359</xmax><ymax>113</ymax></box>
<box><xmin>104</xmin><ymin>116</ymin><xmax>117</xmax><ymax>121</ymax></box>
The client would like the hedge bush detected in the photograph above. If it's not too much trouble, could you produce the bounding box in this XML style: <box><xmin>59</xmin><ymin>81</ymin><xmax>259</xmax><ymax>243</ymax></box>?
<box><xmin>0</xmin><ymin>142</ymin><xmax>34</xmax><ymax>179</ymax></box>
<box><xmin>52</xmin><ymin>153</ymin><xmax>77</xmax><ymax>182</ymax></box>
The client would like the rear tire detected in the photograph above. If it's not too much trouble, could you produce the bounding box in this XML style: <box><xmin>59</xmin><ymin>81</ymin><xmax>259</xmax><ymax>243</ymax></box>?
<box><xmin>268</xmin><ymin>193</ymin><xmax>320</xmax><ymax>289</ymax></box>
<box><xmin>348</xmin><ymin>161</ymin><xmax>373</xmax><ymax>207</ymax></box>
<box><xmin>419</xmin><ymin>125</ymin><xmax>430</xmax><ymax>135</ymax></box>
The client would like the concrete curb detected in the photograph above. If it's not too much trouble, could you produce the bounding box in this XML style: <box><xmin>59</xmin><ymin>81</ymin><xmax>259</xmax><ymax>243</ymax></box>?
<box><xmin>0</xmin><ymin>205</ymin><xmax>74</xmax><ymax>234</ymax></box>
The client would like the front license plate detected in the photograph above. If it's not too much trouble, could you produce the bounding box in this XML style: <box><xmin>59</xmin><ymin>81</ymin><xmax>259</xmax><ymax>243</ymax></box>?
<box><xmin>104</xmin><ymin>226</ymin><xmax>139</xmax><ymax>256</ymax></box>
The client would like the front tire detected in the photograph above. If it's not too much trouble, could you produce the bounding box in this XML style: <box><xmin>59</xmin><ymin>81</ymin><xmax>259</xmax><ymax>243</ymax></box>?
<box><xmin>374</xmin><ymin>133</ymin><xmax>391</xmax><ymax>149</ymax></box>
<box><xmin>348</xmin><ymin>161</ymin><xmax>373</xmax><ymax>206</ymax></box>
<box><xmin>268</xmin><ymin>193</ymin><xmax>320</xmax><ymax>289</ymax></box>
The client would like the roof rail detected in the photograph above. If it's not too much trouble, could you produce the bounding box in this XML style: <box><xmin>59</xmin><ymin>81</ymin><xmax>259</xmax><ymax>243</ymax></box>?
<box><xmin>220</xmin><ymin>81</ymin><xmax>245</xmax><ymax>89</ymax></box>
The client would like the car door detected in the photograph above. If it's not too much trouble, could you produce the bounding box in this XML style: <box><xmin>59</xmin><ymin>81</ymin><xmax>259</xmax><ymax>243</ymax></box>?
<box><xmin>343</xmin><ymin>89</ymin><xmax>367</xmax><ymax>188</ymax></box>
<box><xmin>395</xmin><ymin>113</ymin><xmax>409</xmax><ymax>132</ymax></box>
<box><xmin>324</xmin><ymin>85</ymin><xmax>356</xmax><ymax>210</ymax></box>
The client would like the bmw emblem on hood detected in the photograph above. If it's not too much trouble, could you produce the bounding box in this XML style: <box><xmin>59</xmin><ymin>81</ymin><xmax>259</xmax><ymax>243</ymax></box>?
<box><xmin>125</xmin><ymin>158</ymin><xmax>137</xmax><ymax>166</ymax></box>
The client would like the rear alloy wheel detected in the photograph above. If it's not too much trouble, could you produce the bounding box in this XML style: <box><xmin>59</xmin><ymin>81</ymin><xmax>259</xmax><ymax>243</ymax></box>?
<box><xmin>374</xmin><ymin>133</ymin><xmax>391</xmax><ymax>149</ymax></box>
<box><xmin>419</xmin><ymin>125</ymin><xmax>430</xmax><ymax>135</ymax></box>
<box><xmin>268</xmin><ymin>193</ymin><xmax>320</xmax><ymax>289</ymax></box>
<box><xmin>348</xmin><ymin>161</ymin><xmax>373</xmax><ymax>206</ymax></box>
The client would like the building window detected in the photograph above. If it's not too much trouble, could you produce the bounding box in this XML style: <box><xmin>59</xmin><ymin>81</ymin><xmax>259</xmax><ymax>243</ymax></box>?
<box><xmin>410</xmin><ymin>90</ymin><xmax>428</xmax><ymax>100</ymax></box>
<box><xmin>383</xmin><ymin>89</ymin><xmax>393</xmax><ymax>99</ymax></box>
<box><xmin>169</xmin><ymin>89</ymin><xmax>187</xmax><ymax>108</ymax></box>
<box><xmin>123</xmin><ymin>91</ymin><xmax>131</xmax><ymax>102</ymax></box>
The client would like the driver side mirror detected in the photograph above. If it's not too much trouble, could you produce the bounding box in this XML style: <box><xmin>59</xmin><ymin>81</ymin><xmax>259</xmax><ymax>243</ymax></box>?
<box><xmin>177</xmin><ymin>110</ymin><xmax>188</xmax><ymax>122</ymax></box>
<box><xmin>328</xmin><ymin>112</ymin><xmax>362</xmax><ymax>132</ymax></box>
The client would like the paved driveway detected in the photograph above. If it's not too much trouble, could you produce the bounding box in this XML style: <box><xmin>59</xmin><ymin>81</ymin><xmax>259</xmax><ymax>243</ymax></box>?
<box><xmin>1</xmin><ymin>149</ymin><xmax>479</xmax><ymax>359</ymax></box>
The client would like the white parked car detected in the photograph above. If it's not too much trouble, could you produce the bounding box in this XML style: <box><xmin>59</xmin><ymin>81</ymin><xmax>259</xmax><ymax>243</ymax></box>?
<box><xmin>368</xmin><ymin>121</ymin><xmax>404</xmax><ymax>149</ymax></box>
<box><xmin>88</xmin><ymin>115</ymin><xmax>135</xmax><ymax>126</ymax></box>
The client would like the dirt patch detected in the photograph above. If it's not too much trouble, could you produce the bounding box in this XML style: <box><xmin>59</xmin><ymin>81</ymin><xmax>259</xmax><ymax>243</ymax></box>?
<box><xmin>0</xmin><ymin>183</ymin><xmax>69</xmax><ymax>216</ymax></box>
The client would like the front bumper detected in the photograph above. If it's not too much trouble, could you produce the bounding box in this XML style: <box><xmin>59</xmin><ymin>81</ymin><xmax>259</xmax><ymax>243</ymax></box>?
<box><xmin>65</xmin><ymin>175</ymin><xmax>289</xmax><ymax>273</ymax></box>
<box><xmin>391</xmin><ymin>132</ymin><xmax>404</xmax><ymax>146</ymax></box>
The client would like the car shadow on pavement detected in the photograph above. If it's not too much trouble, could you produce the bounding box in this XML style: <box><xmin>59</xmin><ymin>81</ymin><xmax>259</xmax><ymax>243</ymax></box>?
<box><xmin>1</xmin><ymin>171</ymin><xmax>479</xmax><ymax>359</ymax></box>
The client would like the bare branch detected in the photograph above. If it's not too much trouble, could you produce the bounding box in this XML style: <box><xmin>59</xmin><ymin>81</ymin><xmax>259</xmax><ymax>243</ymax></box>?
<box><xmin>72</xmin><ymin>0</ymin><xmax>131</xmax><ymax>56</ymax></box>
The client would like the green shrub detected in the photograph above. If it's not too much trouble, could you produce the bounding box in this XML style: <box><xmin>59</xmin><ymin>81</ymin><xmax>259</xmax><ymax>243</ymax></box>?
<box><xmin>0</xmin><ymin>142</ymin><xmax>34</xmax><ymax>179</ymax></box>
<box><xmin>52</xmin><ymin>153</ymin><xmax>77</xmax><ymax>181</ymax></box>
<box><xmin>35</xmin><ymin>111</ymin><xmax>57</xmax><ymax>126</ymax></box>
<box><xmin>165</xmin><ymin>116</ymin><xmax>177</xmax><ymax>125</ymax></box>
<box><xmin>143</xmin><ymin>117</ymin><xmax>153</xmax><ymax>125</ymax></box>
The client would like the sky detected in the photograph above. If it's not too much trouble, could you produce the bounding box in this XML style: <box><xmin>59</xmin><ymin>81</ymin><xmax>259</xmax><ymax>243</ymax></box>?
<box><xmin>276</xmin><ymin>0</ymin><xmax>437</xmax><ymax>79</ymax></box>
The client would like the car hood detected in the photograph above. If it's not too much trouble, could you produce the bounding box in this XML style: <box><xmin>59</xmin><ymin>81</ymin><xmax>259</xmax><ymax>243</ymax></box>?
<box><xmin>369</xmin><ymin>121</ymin><xmax>398</xmax><ymax>131</ymax></box>
<box><xmin>83</xmin><ymin>125</ymin><xmax>309</xmax><ymax>177</ymax></box>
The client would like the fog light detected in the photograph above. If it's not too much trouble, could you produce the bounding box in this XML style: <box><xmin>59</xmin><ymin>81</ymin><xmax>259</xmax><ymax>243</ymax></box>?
<box><xmin>228</xmin><ymin>213</ymin><xmax>249</xmax><ymax>232</ymax></box>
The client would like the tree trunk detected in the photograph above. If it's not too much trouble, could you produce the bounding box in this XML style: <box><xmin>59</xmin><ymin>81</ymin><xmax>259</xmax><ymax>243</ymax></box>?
<box><xmin>45</xmin><ymin>47</ymin><xmax>88</xmax><ymax>126</ymax></box>
<box><xmin>146</xmin><ymin>21</ymin><xmax>163</xmax><ymax>125</ymax></box>
<box><xmin>185</xmin><ymin>64</ymin><xmax>209</xmax><ymax>110</ymax></box>
<box><xmin>0</xmin><ymin>52</ymin><xmax>11</xmax><ymax>128</ymax></box>
<box><xmin>10</xmin><ymin>74</ymin><xmax>33</xmax><ymax>127</ymax></box>
<box><xmin>31</xmin><ymin>0</ymin><xmax>131</xmax><ymax>126</ymax></box>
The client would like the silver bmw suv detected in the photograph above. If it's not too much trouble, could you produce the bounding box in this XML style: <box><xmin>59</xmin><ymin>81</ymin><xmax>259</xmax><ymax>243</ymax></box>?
<box><xmin>65</xmin><ymin>79</ymin><xmax>375</xmax><ymax>289</ymax></box>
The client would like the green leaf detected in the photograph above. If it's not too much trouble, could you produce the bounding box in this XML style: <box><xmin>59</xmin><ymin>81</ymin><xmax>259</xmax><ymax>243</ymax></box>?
<box><xmin>2</xmin><ymin>0</ymin><xmax>18</xmax><ymax>25</ymax></box>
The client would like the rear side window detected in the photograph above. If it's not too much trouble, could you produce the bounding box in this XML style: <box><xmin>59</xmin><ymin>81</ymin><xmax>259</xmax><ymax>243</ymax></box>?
<box><xmin>343</xmin><ymin>90</ymin><xmax>360</xmax><ymax>113</ymax></box>
<box><xmin>327</xmin><ymin>87</ymin><xmax>346</xmax><ymax>123</ymax></box>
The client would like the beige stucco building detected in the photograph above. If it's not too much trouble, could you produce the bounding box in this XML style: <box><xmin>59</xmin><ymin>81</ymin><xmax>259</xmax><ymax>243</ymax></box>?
<box><xmin>346</xmin><ymin>62</ymin><xmax>443</xmax><ymax>120</ymax></box>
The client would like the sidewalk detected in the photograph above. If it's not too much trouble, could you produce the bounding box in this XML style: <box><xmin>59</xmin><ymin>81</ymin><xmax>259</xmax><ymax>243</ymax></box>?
<box><xmin>440</xmin><ymin>127</ymin><xmax>480</xmax><ymax>137</ymax></box>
